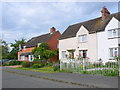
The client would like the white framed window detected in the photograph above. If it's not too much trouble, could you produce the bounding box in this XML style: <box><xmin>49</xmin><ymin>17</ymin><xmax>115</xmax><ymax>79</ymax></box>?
<box><xmin>29</xmin><ymin>55</ymin><xmax>34</xmax><ymax>62</ymax></box>
<box><xmin>79</xmin><ymin>50</ymin><xmax>87</xmax><ymax>58</ymax></box>
<box><xmin>79</xmin><ymin>34</ymin><xmax>87</xmax><ymax>42</ymax></box>
<box><xmin>62</xmin><ymin>51</ymin><xmax>66</xmax><ymax>59</ymax></box>
<box><xmin>38</xmin><ymin>55</ymin><xmax>40</xmax><ymax>59</ymax></box>
<box><xmin>23</xmin><ymin>46</ymin><xmax>26</xmax><ymax>50</ymax></box>
<box><xmin>21</xmin><ymin>56</ymin><xmax>25</xmax><ymax>60</ymax></box>
<box><xmin>109</xmin><ymin>47</ymin><xmax>119</xmax><ymax>58</ymax></box>
<box><xmin>108</xmin><ymin>28</ymin><xmax>120</xmax><ymax>38</ymax></box>
<box><xmin>37</xmin><ymin>43</ymin><xmax>41</xmax><ymax>47</ymax></box>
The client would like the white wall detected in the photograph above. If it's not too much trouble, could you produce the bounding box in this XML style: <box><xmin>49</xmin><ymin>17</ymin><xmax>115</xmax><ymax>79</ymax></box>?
<box><xmin>59</xmin><ymin>25</ymin><xmax>97</xmax><ymax>62</ymax></box>
<box><xmin>97</xmin><ymin>17</ymin><xmax>120</xmax><ymax>63</ymax></box>
<box><xmin>77</xmin><ymin>25</ymin><xmax>97</xmax><ymax>62</ymax></box>
<box><xmin>59</xmin><ymin>17</ymin><xmax>120</xmax><ymax>63</ymax></box>
<box><xmin>59</xmin><ymin>37</ymin><xmax>77</xmax><ymax>61</ymax></box>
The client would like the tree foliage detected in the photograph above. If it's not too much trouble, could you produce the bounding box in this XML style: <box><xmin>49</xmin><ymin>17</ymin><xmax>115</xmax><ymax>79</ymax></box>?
<box><xmin>32</xmin><ymin>43</ymin><xmax>57</xmax><ymax>62</ymax></box>
<box><xmin>9</xmin><ymin>38</ymin><xmax>26</xmax><ymax>59</ymax></box>
<box><xmin>0</xmin><ymin>39</ymin><xmax>9</xmax><ymax>59</ymax></box>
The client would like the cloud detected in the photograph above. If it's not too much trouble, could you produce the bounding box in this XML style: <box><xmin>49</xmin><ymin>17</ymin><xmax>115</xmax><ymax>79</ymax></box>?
<box><xmin>2</xmin><ymin>2</ymin><xmax>118</xmax><ymax>43</ymax></box>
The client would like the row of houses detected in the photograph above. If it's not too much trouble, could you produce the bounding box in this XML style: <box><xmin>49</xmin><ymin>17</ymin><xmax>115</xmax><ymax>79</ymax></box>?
<box><xmin>18</xmin><ymin>7</ymin><xmax>120</xmax><ymax>64</ymax></box>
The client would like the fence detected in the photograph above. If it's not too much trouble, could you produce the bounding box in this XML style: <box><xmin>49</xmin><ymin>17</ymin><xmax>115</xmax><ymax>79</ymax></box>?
<box><xmin>60</xmin><ymin>59</ymin><xmax>119</xmax><ymax>76</ymax></box>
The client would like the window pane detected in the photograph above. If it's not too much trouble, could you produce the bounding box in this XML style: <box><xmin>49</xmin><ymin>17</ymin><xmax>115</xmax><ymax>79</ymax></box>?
<box><xmin>79</xmin><ymin>50</ymin><xmax>87</xmax><ymax>58</ymax></box>
<box><xmin>118</xmin><ymin>47</ymin><xmax>120</xmax><ymax>56</ymax></box>
<box><xmin>113</xmin><ymin>30</ymin><xmax>117</xmax><ymax>37</ymax></box>
<box><xmin>79</xmin><ymin>36</ymin><xmax>82</xmax><ymax>42</ymax></box>
<box><xmin>62</xmin><ymin>51</ymin><xmax>66</xmax><ymax>58</ymax></box>
<box><xmin>108</xmin><ymin>30</ymin><xmax>112</xmax><ymax>37</ymax></box>
<box><xmin>84</xmin><ymin>35</ymin><xmax>87</xmax><ymax>42</ymax></box>
<box><xmin>113</xmin><ymin>48</ymin><xmax>118</xmax><ymax>57</ymax></box>
<box><xmin>83</xmin><ymin>50</ymin><xmax>87</xmax><ymax>58</ymax></box>
<box><xmin>118</xmin><ymin>28</ymin><xmax>120</xmax><ymax>37</ymax></box>
<box><xmin>79</xmin><ymin>35</ymin><xmax>87</xmax><ymax>42</ymax></box>
<box><xmin>109</xmin><ymin>48</ymin><xmax>113</xmax><ymax>57</ymax></box>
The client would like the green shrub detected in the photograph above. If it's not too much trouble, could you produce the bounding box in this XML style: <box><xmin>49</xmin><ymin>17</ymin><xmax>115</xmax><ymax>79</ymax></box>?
<box><xmin>2</xmin><ymin>63</ymin><xmax>10</xmax><ymax>66</ymax></box>
<box><xmin>53</xmin><ymin>65</ymin><xmax>60</xmax><ymax>71</ymax></box>
<box><xmin>80</xmin><ymin>70</ymin><xmax>88</xmax><ymax>74</ymax></box>
<box><xmin>47</xmin><ymin>63</ymin><xmax>54</xmax><ymax>66</ymax></box>
<box><xmin>105</xmin><ymin>62</ymin><xmax>118</xmax><ymax>67</ymax></box>
<box><xmin>32</xmin><ymin>63</ymin><xmax>44</xmax><ymax>68</ymax></box>
<box><xmin>34</xmin><ymin>59</ymin><xmax>41</xmax><ymax>62</ymax></box>
<box><xmin>80</xmin><ymin>69</ymin><xmax>119</xmax><ymax>76</ymax></box>
<box><xmin>7</xmin><ymin>61</ymin><xmax>23</xmax><ymax>66</ymax></box>
<box><xmin>93</xmin><ymin>62</ymin><xmax>102</xmax><ymax>67</ymax></box>
<box><xmin>22</xmin><ymin>61</ymin><xmax>30</xmax><ymax>67</ymax></box>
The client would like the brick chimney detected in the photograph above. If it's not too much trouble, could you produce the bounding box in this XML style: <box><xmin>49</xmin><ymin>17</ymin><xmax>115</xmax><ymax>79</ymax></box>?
<box><xmin>50</xmin><ymin>27</ymin><xmax>56</xmax><ymax>34</ymax></box>
<box><xmin>101</xmin><ymin>7</ymin><xmax>110</xmax><ymax>20</ymax></box>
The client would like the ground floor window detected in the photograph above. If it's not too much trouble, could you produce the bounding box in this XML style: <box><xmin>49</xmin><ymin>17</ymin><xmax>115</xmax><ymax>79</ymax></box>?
<box><xmin>62</xmin><ymin>51</ymin><xmax>66</xmax><ymax>59</ymax></box>
<box><xmin>29</xmin><ymin>55</ymin><xmax>34</xmax><ymax>62</ymax></box>
<box><xmin>109</xmin><ymin>47</ymin><xmax>120</xmax><ymax>58</ymax></box>
<box><xmin>79</xmin><ymin>50</ymin><xmax>87</xmax><ymax>58</ymax></box>
<box><xmin>67</xmin><ymin>49</ymin><xmax>75</xmax><ymax>59</ymax></box>
<box><xmin>21</xmin><ymin>56</ymin><xmax>25</xmax><ymax>60</ymax></box>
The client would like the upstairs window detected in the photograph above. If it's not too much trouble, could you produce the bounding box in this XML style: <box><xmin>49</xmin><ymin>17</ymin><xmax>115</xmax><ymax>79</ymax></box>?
<box><xmin>37</xmin><ymin>43</ymin><xmax>41</xmax><ymax>47</ymax></box>
<box><xmin>23</xmin><ymin>46</ymin><xmax>26</xmax><ymax>50</ymax></box>
<box><xmin>79</xmin><ymin>34</ymin><xmax>87</xmax><ymax>43</ymax></box>
<box><xmin>108</xmin><ymin>28</ymin><xmax>120</xmax><ymax>38</ymax></box>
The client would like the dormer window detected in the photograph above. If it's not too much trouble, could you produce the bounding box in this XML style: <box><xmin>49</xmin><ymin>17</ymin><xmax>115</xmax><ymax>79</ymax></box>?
<box><xmin>37</xmin><ymin>43</ymin><xmax>41</xmax><ymax>47</ymax></box>
<box><xmin>23</xmin><ymin>46</ymin><xmax>26</xmax><ymax>50</ymax></box>
<box><xmin>79</xmin><ymin>34</ymin><xmax>87</xmax><ymax>43</ymax></box>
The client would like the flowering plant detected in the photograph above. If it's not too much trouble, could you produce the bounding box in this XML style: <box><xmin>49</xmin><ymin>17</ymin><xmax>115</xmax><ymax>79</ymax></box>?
<box><xmin>66</xmin><ymin>54</ymin><xmax>74</xmax><ymax>59</ymax></box>
<box><xmin>75</xmin><ymin>53</ymin><xmax>83</xmax><ymax>60</ymax></box>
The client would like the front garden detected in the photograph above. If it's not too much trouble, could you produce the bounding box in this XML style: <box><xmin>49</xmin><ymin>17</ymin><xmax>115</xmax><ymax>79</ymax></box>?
<box><xmin>2</xmin><ymin>43</ymin><xmax>120</xmax><ymax>76</ymax></box>
<box><xmin>3</xmin><ymin>60</ymin><xmax>60</xmax><ymax>73</ymax></box>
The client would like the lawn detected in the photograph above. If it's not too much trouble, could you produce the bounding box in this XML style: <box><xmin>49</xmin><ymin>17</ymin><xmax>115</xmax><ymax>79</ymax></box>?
<box><xmin>14</xmin><ymin>66</ymin><xmax>59</xmax><ymax>73</ymax></box>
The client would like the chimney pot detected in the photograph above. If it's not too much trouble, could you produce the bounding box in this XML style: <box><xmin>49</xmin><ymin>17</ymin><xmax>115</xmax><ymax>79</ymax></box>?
<box><xmin>50</xmin><ymin>27</ymin><xmax>56</xmax><ymax>34</ymax></box>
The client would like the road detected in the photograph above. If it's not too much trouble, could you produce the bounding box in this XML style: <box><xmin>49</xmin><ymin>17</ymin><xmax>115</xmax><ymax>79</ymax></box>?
<box><xmin>2</xmin><ymin>71</ymin><xmax>86</xmax><ymax>88</ymax></box>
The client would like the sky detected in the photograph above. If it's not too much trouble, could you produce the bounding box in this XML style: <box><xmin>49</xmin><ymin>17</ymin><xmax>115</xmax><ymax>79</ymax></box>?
<box><xmin>1</xmin><ymin>2</ymin><xmax>119</xmax><ymax>44</ymax></box>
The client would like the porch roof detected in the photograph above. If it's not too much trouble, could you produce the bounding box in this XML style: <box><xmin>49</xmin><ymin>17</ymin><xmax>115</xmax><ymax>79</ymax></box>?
<box><xmin>20</xmin><ymin>52</ymin><xmax>31</xmax><ymax>56</ymax></box>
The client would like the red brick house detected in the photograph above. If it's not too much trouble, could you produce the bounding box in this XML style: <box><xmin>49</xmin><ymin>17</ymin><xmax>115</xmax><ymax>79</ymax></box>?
<box><xmin>18</xmin><ymin>27</ymin><xmax>61</xmax><ymax>62</ymax></box>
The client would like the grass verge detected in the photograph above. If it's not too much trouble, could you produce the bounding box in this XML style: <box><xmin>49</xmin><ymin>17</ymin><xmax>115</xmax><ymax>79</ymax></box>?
<box><xmin>14</xmin><ymin>66</ymin><xmax>59</xmax><ymax>73</ymax></box>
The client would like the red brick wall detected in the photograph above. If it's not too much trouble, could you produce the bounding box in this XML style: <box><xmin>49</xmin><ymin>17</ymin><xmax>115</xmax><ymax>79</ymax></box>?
<box><xmin>47</xmin><ymin>31</ymin><xmax>61</xmax><ymax>62</ymax></box>
<box><xmin>47</xmin><ymin>31</ymin><xmax>61</xmax><ymax>50</ymax></box>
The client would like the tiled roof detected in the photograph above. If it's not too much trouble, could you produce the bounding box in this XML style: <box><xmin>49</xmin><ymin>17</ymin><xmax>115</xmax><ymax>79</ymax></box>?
<box><xmin>59</xmin><ymin>12</ymin><xmax>120</xmax><ymax>40</ymax></box>
<box><xmin>25</xmin><ymin>31</ymin><xmax>58</xmax><ymax>48</ymax></box>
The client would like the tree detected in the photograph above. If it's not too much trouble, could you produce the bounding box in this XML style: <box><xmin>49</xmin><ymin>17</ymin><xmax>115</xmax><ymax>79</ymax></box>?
<box><xmin>32</xmin><ymin>43</ymin><xmax>57</xmax><ymax>63</ymax></box>
<box><xmin>9</xmin><ymin>38</ymin><xmax>26</xmax><ymax>59</ymax></box>
<box><xmin>0</xmin><ymin>39</ymin><xmax>9</xmax><ymax>59</ymax></box>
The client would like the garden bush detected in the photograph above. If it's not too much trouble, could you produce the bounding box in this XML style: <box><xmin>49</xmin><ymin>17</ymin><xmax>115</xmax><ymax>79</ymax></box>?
<box><xmin>22</xmin><ymin>61</ymin><xmax>30</xmax><ymax>67</ymax></box>
<box><xmin>93</xmin><ymin>62</ymin><xmax>102</xmax><ymax>67</ymax></box>
<box><xmin>7</xmin><ymin>61</ymin><xmax>23</xmax><ymax>66</ymax></box>
<box><xmin>32</xmin><ymin>63</ymin><xmax>44</xmax><ymax>68</ymax></box>
<box><xmin>47</xmin><ymin>62</ymin><xmax>54</xmax><ymax>66</ymax></box>
<box><xmin>105</xmin><ymin>62</ymin><xmax>118</xmax><ymax>67</ymax></box>
<box><xmin>53</xmin><ymin>63</ymin><xmax>60</xmax><ymax>71</ymax></box>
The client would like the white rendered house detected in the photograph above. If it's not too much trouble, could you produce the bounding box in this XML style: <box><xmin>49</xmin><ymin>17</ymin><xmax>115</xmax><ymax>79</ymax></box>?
<box><xmin>59</xmin><ymin>7</ymin><xmax>120</xmax><ymax>64</ymax></box>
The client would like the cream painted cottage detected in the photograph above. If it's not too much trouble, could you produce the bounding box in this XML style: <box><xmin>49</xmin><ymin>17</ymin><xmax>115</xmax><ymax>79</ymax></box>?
<box><xmin>59</xmin><ymin>7</ymin><xmax>120</xmax><ymax>64</ymax></box>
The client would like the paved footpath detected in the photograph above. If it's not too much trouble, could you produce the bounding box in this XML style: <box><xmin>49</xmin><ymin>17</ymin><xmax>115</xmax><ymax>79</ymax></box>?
<box><xmin>2</xmin><ymin>67</ymin><xmax>118</xmax><ymax>88</ymax></box>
